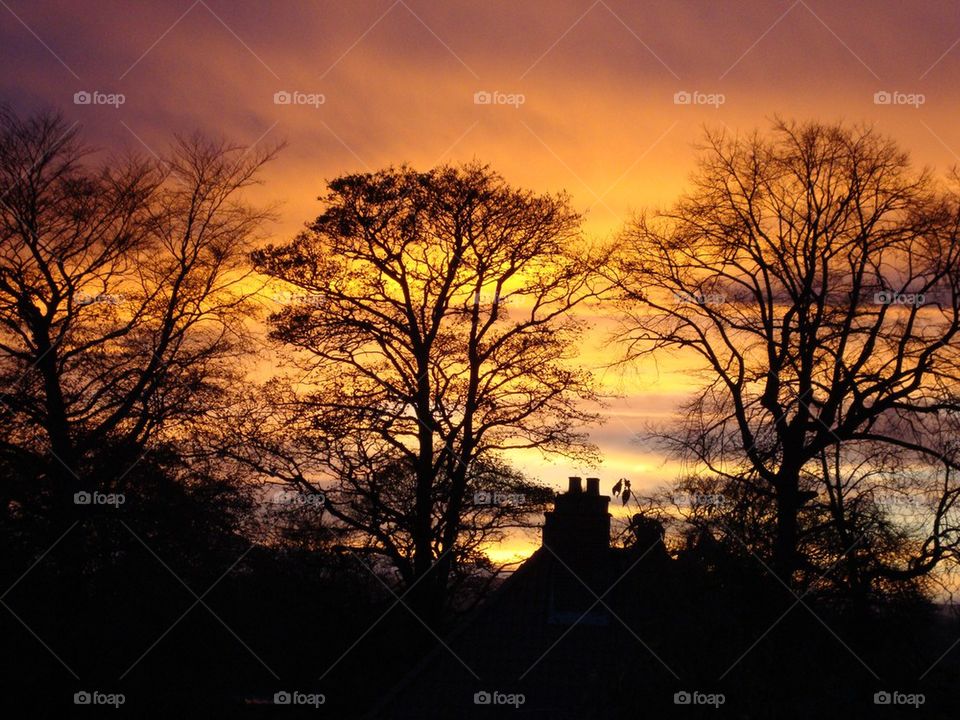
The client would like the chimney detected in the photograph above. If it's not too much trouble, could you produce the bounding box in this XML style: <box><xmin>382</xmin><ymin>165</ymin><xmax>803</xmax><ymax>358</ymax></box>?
<box><xmin>542</xmin><ymin>477</ymin><xmax>611</xmax><ymax>560</ymax></box>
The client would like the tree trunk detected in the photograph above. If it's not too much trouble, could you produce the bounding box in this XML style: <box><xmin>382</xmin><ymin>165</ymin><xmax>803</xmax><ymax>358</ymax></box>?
<box><xmin>409</xmin><ymin>351</ymin><xmax>442</xmax><ymax>624</ymax></box>
<box><xmin>773</xmin><ymin>478</ymin><xmax>800</xmax><ymax>584</ymax></box>
<box><xmin>34</xmin><ymin>334</ymin><xmax>85</xmax><ymax>524</ymax></box>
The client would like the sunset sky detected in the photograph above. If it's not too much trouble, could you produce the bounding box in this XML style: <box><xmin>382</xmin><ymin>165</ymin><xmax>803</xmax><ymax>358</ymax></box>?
<box><xmin>4</xmin><ymin>0</ymin><xmax>960</xmax><ymax>551</ymax></box>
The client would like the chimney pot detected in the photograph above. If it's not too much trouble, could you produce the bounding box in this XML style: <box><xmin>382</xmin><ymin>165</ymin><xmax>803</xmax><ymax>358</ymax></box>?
<box><xmin>543</xmin><ymin>476</ymin><xmax>611</xmax><ymax>558</ymax></box>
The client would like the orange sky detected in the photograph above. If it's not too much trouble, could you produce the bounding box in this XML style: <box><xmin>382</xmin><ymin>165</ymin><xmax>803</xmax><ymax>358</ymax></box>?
<box><xmin>5</xmin><ymin>1</ymin><xmax>960</xmax><ymax>553</ymax></box>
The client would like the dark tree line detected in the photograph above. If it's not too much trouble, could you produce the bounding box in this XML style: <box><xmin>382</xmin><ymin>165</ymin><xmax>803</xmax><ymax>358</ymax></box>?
<box><xmin>612</xmin><ymin>119</ymin><xmax>960</xmax><ymax>603</ymax></box>
<box><xmin>0</xmin><ymin>107</ymin><xmax>277</xmax><ymax>527</ymax></box>
<box><xmin>234</xmin><ymin>164</ymin><xmax>606</xmax><ymax>618</ymax></box>
<box><xmin>3</xmin><ymin>108</ymin><xmax>960</xmax><ymax>716</ymax></box>
<box><xmin>5</xmin><ymin>109</ymin><xmax>960</xmax><ymax>610</ymax></box>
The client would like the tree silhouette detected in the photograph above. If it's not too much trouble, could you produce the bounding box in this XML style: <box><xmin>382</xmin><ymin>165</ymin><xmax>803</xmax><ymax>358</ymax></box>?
<box><xmin>614</xmin><ymin>120</ymin><xmax>960</xmax><ymax>587</ymax></box>
<box><xmin>250</xmin><ymin>163</ymin><xmax>606</xmax><ymax>617</ymax></box>
<box><xmin>0</xmin><ymin>108</ymin><xmax>277</xmax><ymax>521</ymax></box>
<box><xmin>222</xmin><ymin>393</ymin><xmax>556</xmax><ymax>605</ymax></box>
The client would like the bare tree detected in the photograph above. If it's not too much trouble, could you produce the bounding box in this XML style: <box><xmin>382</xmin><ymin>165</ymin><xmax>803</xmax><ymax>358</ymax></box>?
<box><xmin>614</xmin><ymin>120</ymin><xmax>960</xmax><ymax>587</ymax></box>
<box><xmin>249</xmin><ymin>163</ymin><xmax>605</xmax><ymax>617</ymax></box>
<box><xmin>0</xmin><ymin>108</ymin><xmax>277</xmax><ymax>519</ymax></box>
<box><xmin>220</xmin><ymin>383</ymin><xmax>555</xmax><ymax>607</ymax></box>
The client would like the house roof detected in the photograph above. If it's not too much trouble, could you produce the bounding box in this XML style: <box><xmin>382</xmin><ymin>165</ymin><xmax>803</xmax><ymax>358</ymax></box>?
<box><xmin>371</xmin><ymin>478</ymin><xmax>677</xmax><ymax>719</ymax></box>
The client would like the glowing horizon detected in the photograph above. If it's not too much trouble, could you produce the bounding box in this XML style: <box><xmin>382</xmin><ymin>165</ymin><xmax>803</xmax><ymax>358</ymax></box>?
<box><xmin>6</xmin><ymin>0</ymin><xmax>960</xmax><ymax>561</ymax></box>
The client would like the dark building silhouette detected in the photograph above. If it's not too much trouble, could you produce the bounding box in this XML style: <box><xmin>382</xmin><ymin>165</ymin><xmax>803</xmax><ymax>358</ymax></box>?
<box><xmin>372</xmin><ymin>478</ymin><xmax>677</xmax><ymax>719</ymax></box>
<box><xmin>542</xmin><ymin>476</ymin><xmax>611</xmax><ymax>559</ymax></box>
<box><xmin>361</xmin><ymin>478</ymin><xmax>959</xmax><ymax>719</ymax></box>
